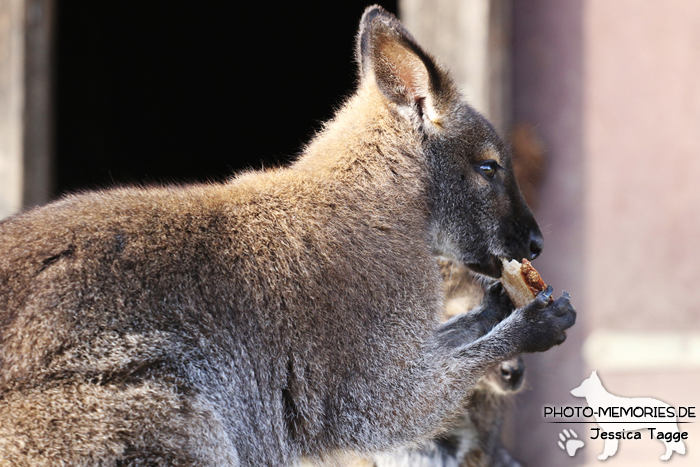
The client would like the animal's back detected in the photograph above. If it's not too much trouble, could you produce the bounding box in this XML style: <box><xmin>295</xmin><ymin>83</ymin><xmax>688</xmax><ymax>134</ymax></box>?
<box><xmin>0</xmin><ymin>183</ymin><xmax>264</xmax><ymax>464</ymax></box>
<box><xmin>0</xmin><ymin>166</ymin><xmax>440</xmax><ymax>465</ymax></box>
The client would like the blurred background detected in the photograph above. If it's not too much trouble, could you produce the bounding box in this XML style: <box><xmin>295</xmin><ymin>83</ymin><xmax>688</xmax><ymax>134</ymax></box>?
<box><xmin>1</xmin><ymin>1</ymin><xmax>699</xmax><ymax>465</ymax></box>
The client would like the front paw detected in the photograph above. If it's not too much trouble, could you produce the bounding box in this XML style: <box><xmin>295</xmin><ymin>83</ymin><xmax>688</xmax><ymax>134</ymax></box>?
<box><xmin>475</xmin><ymin>281</ymin><xmax>514</xmax><ymax>327</ymax></box>
<box><xmin>518</xmin><ymin>287</ymin><xmax>576</xmax><ymax>353</ymax></box>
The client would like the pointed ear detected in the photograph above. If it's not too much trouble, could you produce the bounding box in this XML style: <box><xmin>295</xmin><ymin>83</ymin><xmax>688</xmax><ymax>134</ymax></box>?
<box><xmin>356</xmin><ymin>6</ymin><xmax>448</xmax><ymax>125</ymax></box>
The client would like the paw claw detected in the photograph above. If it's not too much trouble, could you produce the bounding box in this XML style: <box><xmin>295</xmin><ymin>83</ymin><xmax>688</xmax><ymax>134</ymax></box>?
<box><xmin>533</xmin><ymin>285</ymin><xmax>553</xmax><ymax>308</ymax></box>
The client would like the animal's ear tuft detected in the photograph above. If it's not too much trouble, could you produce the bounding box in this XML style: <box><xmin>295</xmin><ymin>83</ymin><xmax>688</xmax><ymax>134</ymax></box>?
<box><xmin>356</xmin><ymin>5</ymin><xmax>447</xmax><ymax>125</ymax></box>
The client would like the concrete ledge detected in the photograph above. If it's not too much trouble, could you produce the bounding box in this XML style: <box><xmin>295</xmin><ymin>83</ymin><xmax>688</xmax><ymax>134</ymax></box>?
<box><xmin>584</xmin><ymin>330</ymin><xmax>700</xmax><ymax>372</ymax></box>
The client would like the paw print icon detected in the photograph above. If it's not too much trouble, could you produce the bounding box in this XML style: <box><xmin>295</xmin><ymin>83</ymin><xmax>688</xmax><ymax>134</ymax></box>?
<box><xmin>558</xmin><ymin>429</ymin><xmax>585</xmax><ymax>457</ymax></box>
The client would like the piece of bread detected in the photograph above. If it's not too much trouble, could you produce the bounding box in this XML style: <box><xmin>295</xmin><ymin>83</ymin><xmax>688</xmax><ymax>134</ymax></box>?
<box><xmin>500</xmin><ymin>258</ymin><xmax>551</xmax><ymax>308</ymax></box>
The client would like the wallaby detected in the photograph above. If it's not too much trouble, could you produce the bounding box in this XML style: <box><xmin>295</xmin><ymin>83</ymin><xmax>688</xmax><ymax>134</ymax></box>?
<box><xmin>0</xmin><ymin>6</ymin><xmax>575</xmax><ymax>466</ymax></box>
<box><xmin>371</xmin><ymin>260</ymin><xmax>525</xmax><ymax>467</ymax></box>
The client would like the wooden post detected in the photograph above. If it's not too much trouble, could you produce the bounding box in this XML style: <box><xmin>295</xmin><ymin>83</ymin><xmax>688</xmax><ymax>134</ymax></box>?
<box><xmin>0</xmin><ymin>0</ymin><xmax>25</xmax><ymax>218</ymax></box>
<box><xmin>0</xmin><ymin>0</ymin><xmax>52</xmax><ymax>219</ymax></box>
<box><xmin>399</xmin><ymin>0</ymin><xmax>512</xmax><ymax>134</ymax></box>
<box><xmin>23</xmin><ymin>0</ymin><xmax>53</xmax><ymax>208</ymax></box>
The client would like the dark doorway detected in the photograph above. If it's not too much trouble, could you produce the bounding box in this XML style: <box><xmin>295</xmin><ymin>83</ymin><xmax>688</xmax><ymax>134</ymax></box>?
<box><xmin>54</xmin><ymin>1</ymin><xmax>397</xmax><ymax>197</ymax></box>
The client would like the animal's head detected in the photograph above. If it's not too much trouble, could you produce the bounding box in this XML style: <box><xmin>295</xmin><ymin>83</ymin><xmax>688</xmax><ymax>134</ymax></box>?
<box><xmin>571</xmin><ymin>370</ymin><xmax>601</xmax><ymax>397</ymax></box>
<box><xmin>357</xmin><ymin>6</ymin><xmax>543</xmax><ymax>278</ymax></box>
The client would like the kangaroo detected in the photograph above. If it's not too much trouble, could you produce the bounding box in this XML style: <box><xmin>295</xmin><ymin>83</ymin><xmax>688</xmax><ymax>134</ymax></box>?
<box><xmin>0</xmin><ymin>6</ymin><xmax>575</xmax><ymax>466</ymax></box>
<box><xmin>371</xmin><ymin>260</ymin><xmax>525</xmax><ymax>467</ymax></box>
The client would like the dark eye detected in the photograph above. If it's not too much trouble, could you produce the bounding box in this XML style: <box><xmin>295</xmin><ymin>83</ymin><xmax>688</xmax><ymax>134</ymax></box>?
<box><xmin>478</xmin><ymin>161</ymin><xmax>497</xmax><ymax>179</ymax></box>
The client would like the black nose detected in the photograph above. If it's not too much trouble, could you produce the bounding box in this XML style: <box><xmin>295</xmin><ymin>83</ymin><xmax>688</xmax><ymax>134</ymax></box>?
<box><xmin>529</xmin><ymin>231</ymin><xmax>544</xmax><ymax>260</ymax></box>
<box><xmin>500</xmin><ymin>357</ymin><xmax>525</xmax><ymax>390</ymax></box>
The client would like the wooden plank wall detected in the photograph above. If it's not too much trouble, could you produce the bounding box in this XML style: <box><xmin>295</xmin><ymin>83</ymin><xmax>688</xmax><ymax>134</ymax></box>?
<box><xmin>0</xmin><ymin>0</ymin><xmax>52</xmax><ymax>220</ymax></box>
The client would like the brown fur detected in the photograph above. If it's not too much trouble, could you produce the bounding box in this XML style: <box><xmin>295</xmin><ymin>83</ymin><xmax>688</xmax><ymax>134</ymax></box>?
<box><xmin>0</xmin><ymin>7</ymin><xmax>574</xmax><ymax>466</ymax></box>
<box><xmin>439</xmin><ymin>260</ymin><xmax>485</xmax><ymax>320</ymax></box>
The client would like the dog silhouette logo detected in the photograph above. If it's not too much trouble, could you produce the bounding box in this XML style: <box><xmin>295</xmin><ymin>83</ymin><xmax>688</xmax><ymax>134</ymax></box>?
<box><xmin>571</xmin><ymin>370</ymin><xmax>686</xmax><ymax>461</ymax></box>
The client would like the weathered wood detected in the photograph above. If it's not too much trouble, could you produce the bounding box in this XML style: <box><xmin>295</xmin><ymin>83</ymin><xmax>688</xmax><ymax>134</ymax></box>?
<box><xmin>0</xmin><ymin>0</ymin><xmax>53</xmax><ymax>220</ymax></box>
<box><xmin>400</xmin><ymin>0</ymin><xmax>511</xmax><ymax>133</ymax></box>
<box><xmin>23</xmin><ymin>0</ymin><xmax>53</xmax><ymax>208</ymax></box>
<box><xmin>0</xmin><ymin>0</ymin><xmax>25</xmax><ymax>218</ymax></box>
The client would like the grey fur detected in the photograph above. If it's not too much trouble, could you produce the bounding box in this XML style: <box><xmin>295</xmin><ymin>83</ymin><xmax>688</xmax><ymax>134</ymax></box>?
<box><xmin>0</xmin><ymin>6</ymin><xmax>574</xmax><ymax>466</ymax></box>
<box><xmin>373</xmin><ymin>261</ymin><xmax>525</xmax><ymax>467</ymax></box>
<box><xmin>374</xmin><ymin>375</ymin><xmax>524</xmax><ymax>467</ymax></box>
